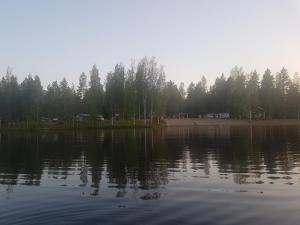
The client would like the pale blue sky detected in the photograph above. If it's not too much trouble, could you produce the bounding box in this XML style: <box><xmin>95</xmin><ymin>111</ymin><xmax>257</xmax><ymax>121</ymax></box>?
<box><xmin>0</xmin><ymin>0</ymin><xmax>299</xmax><ymax>87</ymax></box>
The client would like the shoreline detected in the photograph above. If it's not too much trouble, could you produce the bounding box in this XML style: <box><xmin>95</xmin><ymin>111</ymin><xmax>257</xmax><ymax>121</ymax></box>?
<box><xmin>0</xmin><ymin>120</ymin><xmax>153</xmax><ymax>132</ymax></box>
<box><xmin>1</xmin><ymin>119</ymin><xmax>300</xmax><ymax>131</ymax></box>
<box><xmin>164</xmin><ymin>118</ymin><xmax>300</xmax><ymax>127</ymax></box>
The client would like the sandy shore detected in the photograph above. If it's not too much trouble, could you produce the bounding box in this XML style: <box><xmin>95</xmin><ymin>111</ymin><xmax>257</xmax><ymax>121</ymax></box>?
<box><xmin>164</xmin><ymin>118</ymin><xmax>300</xmax><ymax>127</ymax></box>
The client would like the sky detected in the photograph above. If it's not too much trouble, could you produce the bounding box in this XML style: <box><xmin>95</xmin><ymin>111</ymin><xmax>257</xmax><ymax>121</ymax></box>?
<box><xmin>0</xmin><ymin>0</ymin><xmax>299</xmax><ymax>87</ymax></box>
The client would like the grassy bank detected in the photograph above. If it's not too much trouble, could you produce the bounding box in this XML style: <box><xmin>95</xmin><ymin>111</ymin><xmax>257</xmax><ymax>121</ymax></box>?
<box><xmin>0</xmin><ymin>120</ymin><xmax>163</xmax><ymax>131</ymax></box>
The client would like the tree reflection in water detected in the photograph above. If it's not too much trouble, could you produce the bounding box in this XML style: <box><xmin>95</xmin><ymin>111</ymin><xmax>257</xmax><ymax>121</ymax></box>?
<box><xmin>1</xmin><ymin>126</ymin><xmax>300</xmax><ymax>196</ymax></box>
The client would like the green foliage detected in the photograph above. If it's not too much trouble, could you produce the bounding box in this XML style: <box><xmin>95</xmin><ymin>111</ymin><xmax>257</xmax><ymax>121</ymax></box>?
<box><xmin>185</xmin><ymin>76</ymin><xmax>207</xmax><ymax>117</ymax></box>
<box><xmin>246</xmin><ymin>70</ymin><xmax>259</xmax><ymax>111</ymax></box>
<box><xmin>260</xmin><ymin>69</ymin><xmax>275</xmax><ymax>118</ymax></box>
<box><xmin>0</xmin><ymin>68</ymin><xmax>19</xmax><ymax>120</ymax></box>
<box><xmin>164</xmin><ymin>81</ymin><xmax>183</xmax><ymax>116</ymax></box>
<box><xmin>20</xmin><ymin>74</ymin><xmax>43</xmax><ymax>120</ymax></box>
<box><xmin>105</xmin><ymin>64</ymin><xmax>126</xmax><ymax>117</ymax></box>
<box><xmin>85</xmin><ymin>65</ymin><xmax>103</xmax><ymax>115</ymax></box>
<box><xmin>0</xmin><ymin>62</ymin><xmax>299</xmax><ymax>124</ymax></box>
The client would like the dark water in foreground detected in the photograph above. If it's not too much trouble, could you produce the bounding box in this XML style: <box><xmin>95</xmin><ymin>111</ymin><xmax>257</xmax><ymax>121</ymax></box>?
<box><xmin>1</xmin><ymin>126</ymin><xmax>300</xmax><ymax>225</ymax></box>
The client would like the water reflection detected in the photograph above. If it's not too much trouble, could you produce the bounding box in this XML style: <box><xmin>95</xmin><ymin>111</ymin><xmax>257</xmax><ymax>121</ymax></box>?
<box><xmin>0</xmin><ymin>126</ymin><xmax>300</xmax><ymax>194</ymax></box>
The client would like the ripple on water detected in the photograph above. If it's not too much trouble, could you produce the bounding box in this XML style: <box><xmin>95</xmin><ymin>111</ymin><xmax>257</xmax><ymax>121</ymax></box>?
<box><xmin>1</xmin><ymin>127</ymin><xmax>300</xmax><ymax>225</ymax></box>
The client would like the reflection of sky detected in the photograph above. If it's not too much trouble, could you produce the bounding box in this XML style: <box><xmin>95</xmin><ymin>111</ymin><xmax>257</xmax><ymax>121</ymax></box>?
<box><xmin>0</xmin><ymin>0</ymin><xmax>299</xmax><ymax>87</ymax></box>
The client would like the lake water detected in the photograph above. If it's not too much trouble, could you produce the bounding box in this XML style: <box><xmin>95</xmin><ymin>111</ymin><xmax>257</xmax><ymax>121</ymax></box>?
<box><xmin>1</xmin><ymin>126</ymin><xmax>300</xmax><ymax>225</ymax></box>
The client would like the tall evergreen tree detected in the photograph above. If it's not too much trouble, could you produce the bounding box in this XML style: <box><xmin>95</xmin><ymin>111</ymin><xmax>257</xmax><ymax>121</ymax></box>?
<box><xmin>86</xmin><ymin>65</ymin><xmax>103</xmax><ymax>115</ymax></box>
<box><xmin>20</xmin><ymin>74</ymin><xmax>43</xmax><ymax>120</ymax></box>
<box><xmin>246</xmin><ymin>70</ymin><xmax>260</xmax><ymax>117</ymax></box>
<box><xmin>124</xmin><ymin>64</ymin><xmax>137</xmax><ymax>119</ymax></box>
<box><xmin>105</xmin><ymin>63</ymin><xmax>126</xmax><ymax>118</ymax></box>
<box><xmin>228</xmin><ymin>66</ymin><xmax>247</xmax><ymax>118</ymax></box>
<box><xmin>260</xmin><ymin>69</ymin><xmax>275</xmax><ymax>118</ymax></box>
<box><xmin>0</xmin><ymin>68</ymin><xmax>20</xmax><ymax>120</ymax></box>
<box><xmin>275</xmin><ymin>67</ymin><xmax>291</xmax><ymax>117</ymax></box>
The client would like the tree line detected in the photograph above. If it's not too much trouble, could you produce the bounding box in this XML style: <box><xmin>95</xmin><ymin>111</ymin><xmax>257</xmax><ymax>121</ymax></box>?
<box><xmin>0</xmin><ymin>57</ymin><xmax>300</xmax><ymax>123</ymax></box>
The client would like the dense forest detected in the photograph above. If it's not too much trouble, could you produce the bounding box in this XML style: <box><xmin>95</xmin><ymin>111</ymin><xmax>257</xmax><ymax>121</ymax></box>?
<box><xmin>0</xmin><ymin>57</ymin><xmax>300</xmax><ymax>123</ymax></box>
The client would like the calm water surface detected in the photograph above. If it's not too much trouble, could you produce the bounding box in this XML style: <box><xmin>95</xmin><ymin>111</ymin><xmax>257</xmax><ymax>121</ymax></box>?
<box><xmin>1</xmin><ymin>126</ymin><xmax>300</xmax><ymax>225</ymax></box>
